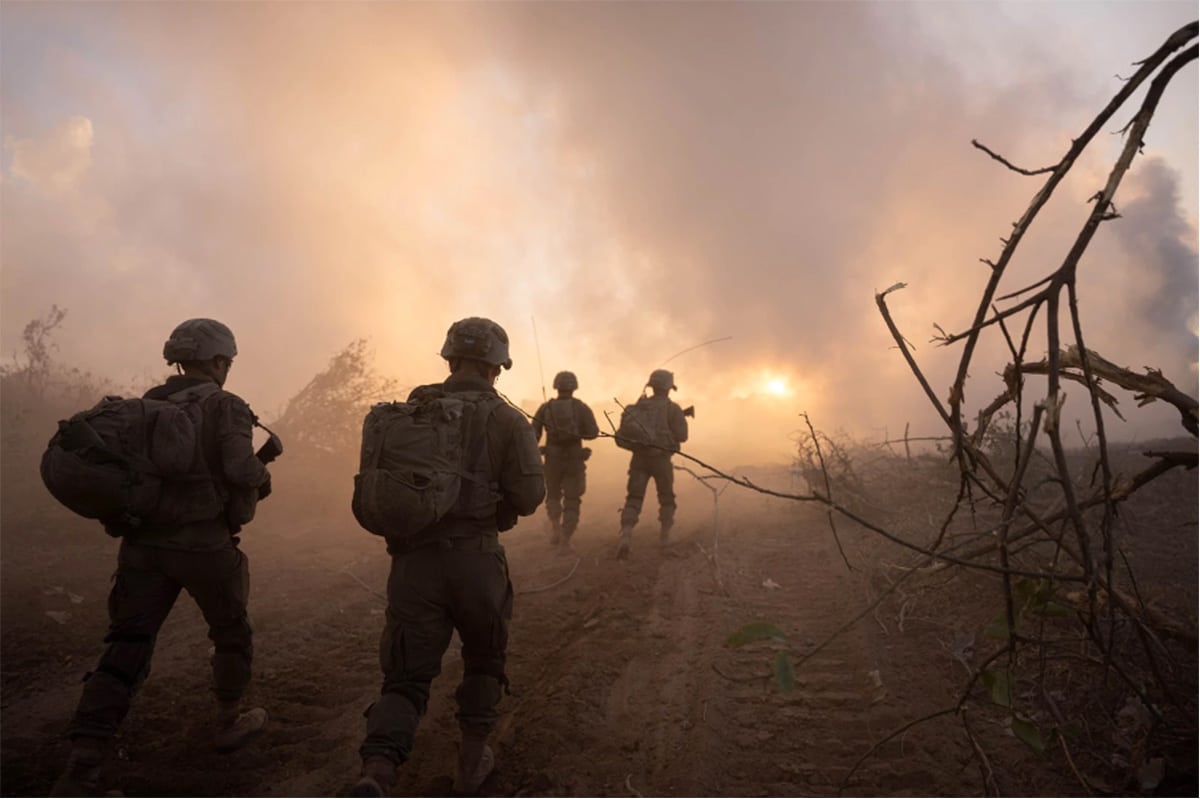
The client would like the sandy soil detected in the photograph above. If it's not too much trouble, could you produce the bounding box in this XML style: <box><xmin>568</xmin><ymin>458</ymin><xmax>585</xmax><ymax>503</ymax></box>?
<box><xmin>2</xmin><ymin>451</ymin><xmax>1195</xmax><ymax>797</ymax></box>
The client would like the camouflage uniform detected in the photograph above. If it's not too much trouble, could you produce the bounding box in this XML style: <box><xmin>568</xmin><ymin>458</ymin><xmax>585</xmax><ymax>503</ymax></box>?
<box><xmin>357</xmin><ymin>320</ymin><xmax>544</xmax><ymax>794</ymax></box>
<box><xmin>532</xmin><ymin>376</ymin><xmax>599</xmax><ymax>544</ymax></box>
<box><xmin>67</xmin><ymin>374</ymin><xmax>270</xmax><ymax>741</ymax></box>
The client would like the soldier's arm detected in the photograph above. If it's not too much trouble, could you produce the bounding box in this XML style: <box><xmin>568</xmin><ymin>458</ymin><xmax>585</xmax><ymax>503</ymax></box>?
<box><xmin>216</xmin><ymin>394</ymin><xmax>271</xmax><ymax>489</ymax></box>
<box><xmin>670</xmin><ymin>403</ymin><xmax>689</xmax><ymax>445</ymax></box>
<box><xmin>496</xmin><ymin>408</ymin><xmax>546</xmax><ymax>516</ymax></box>
<box><xmin>531</xmin><ymin>403</ymin><xmax>546</xmax><ymax>443</ymax></box>
<box><xmin>578</xmin><ymin>401</ymin><xmax>600</xmax><ymax>440</ymax></box>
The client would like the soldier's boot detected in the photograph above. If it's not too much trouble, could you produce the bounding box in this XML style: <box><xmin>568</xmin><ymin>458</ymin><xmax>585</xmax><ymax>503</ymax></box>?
<box><xmin>349</xmin><ymin>755</ymin><xmax>397</xmax><ymax>798</ymax></box>
<box><xmin>560</xmin><ymin>520</ymin><xmax>577</xmax><ymax>551</ymax></box>
<box><xmin>51</xmin><ymin>737</ymin><xmax>108</xmax><ymax>797</ymax></box>
<box><xmin>615</xmin><ymin>526</ymin><xmax>633</xmax><ymax>560</ymax></box>
<box><xmin>452</xmin><ymin>733</ymin><xmax>495</xmax><ymax>796</ymax></box>
<box><xmin>214</xmin><ymin>700</ymin><xmax>269</xmax><ymax>754</ymax></box>
<box><xmin>659</xmin><ymin>520</ymin><xmax>673</xmax><ymax>546</ymax></box>
<box><xmin>548</xmin><ymin>517</ymin><xmax>562</xmax><ymax>546</ymax></box>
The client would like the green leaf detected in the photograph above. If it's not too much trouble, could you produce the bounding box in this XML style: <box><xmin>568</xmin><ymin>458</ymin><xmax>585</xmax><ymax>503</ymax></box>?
<box><xmin>1013</xmin><ymin>578</ymin><xmax>1038</xmax><ymax>607</ymax></box>
<box><xmin>724</xmin><ymin>622</ymin><xmax>787</xmax><ymax>648</ymax></box>
<box><xmin>1058</xmin><ymin>723</ymin><xmax>1082</xmax><ymax>740</ymax></box>
<box><xmin>1012</xmin><ymin>717</ymin><xmax>1045</xmax><ymax>754</ymax></box>
<box><xmin>1036</xmin><ymin>601</ymin><xmax>1072</xmax><ymax>618</ymax></box>
<box><xmin>981</xmin><ymin>669</ymin><xmax>1012</xmax><ymax>708</ymax></box>
<box><xmin>774</xmin><ymin>652</ymin><xmax>795</xmax><ymax>693</ymax></box>
<box><xmin>984</xmin><ymin>613</ymin><xmax>1010</xmax><ymax>640</ymax></box>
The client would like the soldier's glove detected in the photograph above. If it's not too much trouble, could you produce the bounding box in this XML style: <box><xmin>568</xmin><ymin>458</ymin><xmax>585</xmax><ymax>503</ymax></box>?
<box><xmin>257</xmin><ymin>476</ymin><xmax>273</xmax><ymax>500</ymax></box>
<box><xmin>496</xmin><ymin>500</ymin><xmax>519</xmax><ymax>532</ymax></box>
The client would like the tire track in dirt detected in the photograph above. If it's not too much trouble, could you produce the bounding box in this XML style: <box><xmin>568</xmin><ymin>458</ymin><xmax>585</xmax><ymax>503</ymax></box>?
<box><xmin>383</xmin><ymin>499</ymin><xmax>982</xmax><ymax>797</ymax></box>
<box><xmin>705</xmin><ymin>507</ymin><xmax>979</xmax><ymax>796</ymax></box>
<box><xmin>484</xmin><ymin>524</ymin><xmax>728</xmax><ymax>796</ymax></box>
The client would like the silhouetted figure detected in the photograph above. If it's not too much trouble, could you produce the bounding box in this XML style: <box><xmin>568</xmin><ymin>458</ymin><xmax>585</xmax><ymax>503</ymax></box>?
<box><xmin>615</xmin><ymin>369</ymin><xmax>689</xmax><ymax>559</ymax></box>
<box><xmin>531</xmin><ymin>370</ymin><xmax>600</xmax><ymax>549</ymax></box>
<box><xmin>52</xmin><ymin>319</ymin><xmax>274</xmax><ymax>797</ymax></box>
<box><xmin>351</xmin><ymin>317</ymin><xmax>545</xmax><ymax>797</ymax></box>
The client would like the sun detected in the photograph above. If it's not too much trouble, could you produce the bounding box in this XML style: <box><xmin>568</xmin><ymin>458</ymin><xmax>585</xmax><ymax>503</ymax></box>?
<box><xmin>764</xmin><ymin>376</ymin><xmax>789</xmax><ymax>397</ymax></box>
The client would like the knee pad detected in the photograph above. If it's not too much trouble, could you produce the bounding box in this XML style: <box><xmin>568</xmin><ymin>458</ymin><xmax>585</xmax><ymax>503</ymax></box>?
<box><xmin>455</xmin><ymin>672</ymin><xmax>503</xmax><ymax>717</ymax></box>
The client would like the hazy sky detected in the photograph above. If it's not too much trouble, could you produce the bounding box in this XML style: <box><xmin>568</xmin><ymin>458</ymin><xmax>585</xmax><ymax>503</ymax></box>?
<box><xmin>2</xmin><ymin>1</ymin><xmax>1196</xmax><ymax>465</ymax></box>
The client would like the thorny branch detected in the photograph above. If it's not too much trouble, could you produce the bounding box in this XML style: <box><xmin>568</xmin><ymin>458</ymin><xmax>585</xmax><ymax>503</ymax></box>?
<box><xmin>675</xmin><ymin>463</ymin><xmax>729</xmax><ymax>595</ymax></box>
<box><xmin>860</xmin><ymin>21</ymin><xmax>1198</xmax><ymax>796</ymax></box>
<box><xmin>801</xmin><ymin>411</ymin><xmax>854</xmax><ymax>572</ymax></box>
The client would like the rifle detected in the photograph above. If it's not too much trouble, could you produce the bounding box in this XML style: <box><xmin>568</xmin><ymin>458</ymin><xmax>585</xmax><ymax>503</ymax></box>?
<box><xmin>254</xmin><ymin>421</ymin><xmax>284</xmax><ymax>464</ymax></box>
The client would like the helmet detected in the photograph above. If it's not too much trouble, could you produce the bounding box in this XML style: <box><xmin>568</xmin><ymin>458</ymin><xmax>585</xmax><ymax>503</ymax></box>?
<box><xmin>440</xmin><ymin>317</ymin><xmax>512</xmax><ymax>370</ymax></box>
<box><xmin>163</xmin><ymin>318</ymin><xmax>237</xmax><ymax>364</ymax></box>
<box><xmin>647</xmin><ymin>369</ymin><xmax>676</xmax><ymax>392</ymax></box>
<box><xmin>552</xmin><ymin>371</ymin><xmax>578</xmax><ymax>392</ymax></box>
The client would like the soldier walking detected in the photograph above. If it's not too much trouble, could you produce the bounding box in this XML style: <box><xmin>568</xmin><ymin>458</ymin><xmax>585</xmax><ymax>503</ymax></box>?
<box><xmin>51</xmin><ymin>319</ymin><xmax>275</xmax><ymax>796</ymax></box>
<box><xmin>352</xmin><ymin>317</ymin><xmax>545</xmax><ymax>797</ymax></box>
<box><xmin>616</xmin><ymin>369</ymin><xmax>689</xmax><ymax>559</ymax></box>
<box><xmin>531</xmin><ymin>370</ymin><xmax>599</xmax><ymax>550</ymax></box>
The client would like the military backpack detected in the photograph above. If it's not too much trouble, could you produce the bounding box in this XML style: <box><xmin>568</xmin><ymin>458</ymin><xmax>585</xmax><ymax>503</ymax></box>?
<box><xmin>352</xmin><ymin>388</ymin><xmax>502</xmax><ymax>542</ymax></box>
<box><xmin>40</xmin><ymin>383</ymin><xmax>225</xmax><ymax>533</ymax></box>
<box><xmin>615</xmin><ymin>396</ymin><xmax>675</xmax><ymax>453</ymax></box>
<box><xmin>545</xmin><ymin>398</ymin><xmax>582</xmax><ymax>446</ymax></box>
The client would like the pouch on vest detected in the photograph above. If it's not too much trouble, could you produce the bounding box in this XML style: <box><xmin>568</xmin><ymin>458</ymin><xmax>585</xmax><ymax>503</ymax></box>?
<box><xmin>352</xmin><ymin>389</ymin><xmax>501</xmax><ymax>542</ymax></box>
<box><xmin>39</xmin><ymin>383</ymin><xmax>224</xmax><ymax>533</ymax></box>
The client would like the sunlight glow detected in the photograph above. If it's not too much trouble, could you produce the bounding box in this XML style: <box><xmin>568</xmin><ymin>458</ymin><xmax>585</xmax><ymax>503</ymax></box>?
<box><xmin>764</xmin><ymin>376</ymin><xmax>790</xmax><ymax>397</ymax></box>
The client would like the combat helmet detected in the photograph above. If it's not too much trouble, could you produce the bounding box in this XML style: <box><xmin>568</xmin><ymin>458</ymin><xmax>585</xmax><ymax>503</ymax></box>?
<box><xmin>440</xmin><ymin>317</ymin><xmax>512</xmax><ymax>370</ymax></box>
<box><xmin>552</xmin><ymin>371</ymin><xmax>578</xmax><ymax>392</ymax></box>
<box><xmin>163</xmin><ymin>318</ymin><xmax>238</xmax><ymax>365</ymax></box>
<box><xmin>647</xmin><ymin>369</ymin><xmax>676</xmax><ymax>392</ymax></box>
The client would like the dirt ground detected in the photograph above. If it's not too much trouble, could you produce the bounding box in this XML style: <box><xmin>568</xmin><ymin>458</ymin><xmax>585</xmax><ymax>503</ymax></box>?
<box><xmin>2</xmin><ymin>449</ymin><xmax>1196</xmax><ymax>797</ymax></box>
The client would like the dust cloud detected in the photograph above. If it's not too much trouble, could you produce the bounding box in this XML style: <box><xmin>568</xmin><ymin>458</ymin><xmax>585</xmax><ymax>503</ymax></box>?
<box><xmin>2</xmin><ymin>2</ymin><xmax>1197</xmax><ymax>467</ymax></box>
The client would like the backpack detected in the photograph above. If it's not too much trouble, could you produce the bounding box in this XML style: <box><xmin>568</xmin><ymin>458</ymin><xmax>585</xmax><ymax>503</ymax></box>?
<box><xmin>615</xmin><ymin>396</ymin><xmax>675</xmax><ymax>453</ymax></box>
<box><xmin>351</xmin><ymin>388</ymin><xmax>501</xmax><ymax>541</ymax></box>
<box><xmin>39</xmin><ymin>383</ymin><xmax>224</xmax><ymax>533</ymax></box>
<box><xmin>545</xmin><ymin>398</ymin><xmax>581</xmax><ymax>446</ymax></box>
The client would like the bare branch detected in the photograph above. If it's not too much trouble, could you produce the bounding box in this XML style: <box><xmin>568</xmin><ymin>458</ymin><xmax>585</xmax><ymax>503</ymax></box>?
<box><xmin>971</xmin><ymin>138</ymin><xmax>1056</xmax><ymax>175</ymax></box>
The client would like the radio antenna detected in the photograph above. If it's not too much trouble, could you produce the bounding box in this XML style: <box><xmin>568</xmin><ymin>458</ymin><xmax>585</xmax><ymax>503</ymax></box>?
<box><xmin>531</xmin><ymin>315</ymin><xmax>547</xmax><ymax>402</ymax></box>
<box><xmin>656</xmin><ymin>336</ymin><xmax>733</xmax><ymax>368</ymax></box>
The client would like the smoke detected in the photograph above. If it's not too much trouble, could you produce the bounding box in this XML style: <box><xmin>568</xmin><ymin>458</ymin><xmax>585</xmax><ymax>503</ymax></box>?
<box><xmin>1106</xmin><ymin>158</ymin><xmax>1199</xmax><ymax>378</ymax></box>
<box><xmin>2</xmin><ymin>2</ymin><xmax>1196</xmax><ymax>465</ymax></box>
<box><xmin>4</xmin><ymin>116</ymin><xmax>94</xmax><ymax>193</ymax></box>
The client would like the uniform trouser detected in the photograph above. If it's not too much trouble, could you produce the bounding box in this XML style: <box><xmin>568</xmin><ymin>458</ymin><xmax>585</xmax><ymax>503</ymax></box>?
<box><xmin>360</xmin><ymin>535</ymin><xmax>513</xmax><ymax>765</ymax></box>
<box><xmin>68</xmin><ymin>539</ymin><xmax>253</xmax><ymax>740</ymax></box>
<box><xmin>543</xmin><ymin>447</ymin><xmax>588</xmax><ymax>535</ymax></box>
<box><xmin>620</xmin><ymin>451</ymin><xmax>676</xmax><ymax>528</ymax></box>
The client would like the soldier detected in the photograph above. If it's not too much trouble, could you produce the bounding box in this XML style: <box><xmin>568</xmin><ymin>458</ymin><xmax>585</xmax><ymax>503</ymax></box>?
<box><xmin>531</xmin><ymin>371</ymin><xmax>600</xmax><ymax>550</ymax></box>
<box><xmin>52</xmin><ymin>319</ymin><xmax>274</xmax><ymax>796</ymax></box>
<box><xmin>352</xmin><ymin>317</ymin><xmax>545</xmax><ymax>797</ymax></box>
<box><xmin>616</xmin><ymin>369</ymin><xmax>689</xmax><ymax>559</ymax></box>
